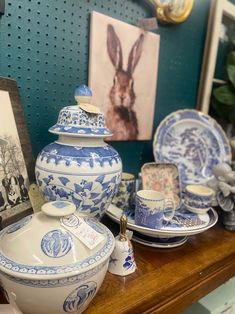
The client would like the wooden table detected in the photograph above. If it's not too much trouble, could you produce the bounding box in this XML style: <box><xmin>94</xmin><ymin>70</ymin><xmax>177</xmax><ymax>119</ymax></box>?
<box><xmin>1</xmin><ymin>216</ymin><xmax>235</xmax><ymax>314</ymax></box>
<box><xmin>86</xmin><ymin>216</ymin><xmax>235</xmax><ymax>314</ymax></box>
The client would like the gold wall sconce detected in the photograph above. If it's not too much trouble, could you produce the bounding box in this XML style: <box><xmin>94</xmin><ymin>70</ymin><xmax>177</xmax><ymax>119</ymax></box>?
<box><xmin>147</xmin><ymin>0</ymin><xmax>194</xmax><ymax>24</ymax></box>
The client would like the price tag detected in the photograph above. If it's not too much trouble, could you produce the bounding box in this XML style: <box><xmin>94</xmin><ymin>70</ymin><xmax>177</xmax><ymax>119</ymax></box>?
<box><xmin>79</xmin><ymin>103</ymin><xmax>101</xmax><ymax>114</ymax></box>
<box><xmin>60</xmin><ymin>215</ymin><xmax>105</xmax><ymax>250</ymax></box>
<box><xmin>137</xmin><ymin>17</ymin><xmax>158</xmax><ymax>31</ymax></box>
<box><xmin>28</xmin><ymin>183</ymin><xmax>46</xmax><ymax>213</ymax></box>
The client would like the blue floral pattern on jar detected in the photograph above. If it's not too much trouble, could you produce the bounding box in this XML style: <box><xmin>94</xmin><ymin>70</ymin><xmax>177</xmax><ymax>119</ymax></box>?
<box><xmin>35</xmin><ymin>142</ymin><xmax>122</xmax><ymax>218</ymax></box>
<box><xmin>36</xmin><ymin>171</ymin><xmax>121</xmax><ymax>219</ymax></box>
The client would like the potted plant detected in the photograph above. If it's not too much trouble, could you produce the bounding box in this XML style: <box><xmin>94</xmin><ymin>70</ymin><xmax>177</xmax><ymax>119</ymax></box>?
<box><xmin>212</xmin><ymin>43</ymin><xmax>235</xmax><ymax>161</ymax></box>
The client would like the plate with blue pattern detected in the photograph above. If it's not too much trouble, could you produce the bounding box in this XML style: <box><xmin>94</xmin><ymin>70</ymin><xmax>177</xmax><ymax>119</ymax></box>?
<box><xmin>132</xmin><ymin>232</ymin><xmax>187</xmax><ymax>248</ymax></box>
<box><xmin>153</xmin><ymin>110</ymin><xmax>231</xmax><ymax>187</ymax></box>
<box><xmin>106</xmin><ymin>203</ymin><xmax>218</xmax><ymax>237</ymax></box>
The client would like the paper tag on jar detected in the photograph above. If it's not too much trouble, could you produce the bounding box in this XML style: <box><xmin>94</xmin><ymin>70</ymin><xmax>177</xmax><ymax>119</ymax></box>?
<box><xmin>60</xmin><ymin>215</ymin><xmax>105</xmax><ymax>250</ymax></box>
<box><xmin>79</xmin><ymin>103</ymin><xmax>101</xmax><ymax>114</ymax></box>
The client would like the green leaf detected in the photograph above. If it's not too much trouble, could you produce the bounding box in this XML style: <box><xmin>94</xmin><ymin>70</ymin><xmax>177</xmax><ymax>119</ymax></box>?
<box><xmin>213</xmin><ymin>85</ymin><xmax>235</xmax><ymax>105</ymax></box>
<box><xmin>228</xmin><ymin>108</ymin><xmax>235</xmax><ymax>125</ymax></box>
<box><xmin>211</xmin><ymin>98</ymin><xmax>230</xmax><ymax>121</ymax></box>
<box><xmin>231</xmin><ymin>37</ymin><xmax>235</xmax><ymax>45</ymax></box>
<box><xmin>227</xmin><ymin>51</ymin><xmax>235</xmax><ymax>66</ymax></box>
<box><xmin>228</xmin><ymin>65</ymin><xmax>235</xmax><ymax>87</ymax></box>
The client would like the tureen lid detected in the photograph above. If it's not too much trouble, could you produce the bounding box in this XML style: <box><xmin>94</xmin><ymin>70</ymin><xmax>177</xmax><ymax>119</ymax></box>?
<box><xmin>49</xmin><ymin>85</ymin><xmax>112</xmax><ymax>137</ymax></box>
<box><xmin>0</xmin><ymin>201</ymin><xmax>114</xmax><ymax>280</ymax></box>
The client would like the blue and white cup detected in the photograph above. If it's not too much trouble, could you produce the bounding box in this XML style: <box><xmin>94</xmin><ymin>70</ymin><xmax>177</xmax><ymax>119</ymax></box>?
<box><xmin>184</xmin><ymin>185</ymin><xmax>214</xmax><ymax>213</ymax></box>
<box><xmin>135</xmin><ymin>190</ymin><xmax>176</xmax><ymax>229</ymax></box>
<box><xmin>112</xmin><ymin>172</ymin><xmax>135</xmax><ymax>212</ymax></box>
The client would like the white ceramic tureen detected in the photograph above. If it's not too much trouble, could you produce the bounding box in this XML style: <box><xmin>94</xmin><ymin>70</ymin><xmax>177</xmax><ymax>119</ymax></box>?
<box><xmin>35</xmin><ymin>85</ymin><xmax>122</xmax><ymax>219</ymax></box>
<box><xmin>0</xmin><ymin>201</ymin><xmax>115</xmax><ymax>314</ymax></box>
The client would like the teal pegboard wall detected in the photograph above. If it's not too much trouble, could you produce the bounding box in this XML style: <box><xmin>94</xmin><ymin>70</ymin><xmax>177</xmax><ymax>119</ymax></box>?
<box><xmin>0</xmin><ymin>0</ymin><xmax>211</xmax><ymax>175</ymax></box>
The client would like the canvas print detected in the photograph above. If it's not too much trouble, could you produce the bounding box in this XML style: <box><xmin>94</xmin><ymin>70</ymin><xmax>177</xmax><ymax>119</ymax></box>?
<box><xmin>0</xmin><ymin>90</ymin><xmax>30</xmax><ymax>223</ymax></box>
<box><xmin>89</xmin><ymin>11</ymin><xmax>160</xmax><ymax>141</ymax></box>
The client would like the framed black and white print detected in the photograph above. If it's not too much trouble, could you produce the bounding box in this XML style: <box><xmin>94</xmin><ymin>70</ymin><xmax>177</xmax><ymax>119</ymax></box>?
<box><xmin>0</xmin><ymin>77</ymin><xmax>33</xmax><ymax>227</ymax></box>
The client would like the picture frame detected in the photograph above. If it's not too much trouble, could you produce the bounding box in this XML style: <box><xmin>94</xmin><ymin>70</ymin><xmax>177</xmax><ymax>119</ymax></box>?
<box><xmin>89</xmin><ymin>11</ymin><xmax>160</xmax><ymax>141</ymax></box>
<box><xmin>197</xmin><ymin>0</ymin><xmax>235</xmax><ymax>113</ymax></box>
<box><xmin>0</xmin><ymin>77</ymin><xmax>33</xmax><ymax>227</ymax></box>
<box><xmin>0</xmin><ymin>0</ymin><xmax>4</xmax><ymax>15</ymax></box>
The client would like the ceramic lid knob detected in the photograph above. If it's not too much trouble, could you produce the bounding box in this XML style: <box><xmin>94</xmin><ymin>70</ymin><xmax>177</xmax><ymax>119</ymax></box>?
<box><xmin>74</xmin><ymin>85</ymin><xmax>100</xmax><ymax>114</ymax></box>
<box><xmin>41</xmin><ymin>201</ymin><xmax>76</xmax><ymax>217</ymax></box>
<box><xmin>74</xmin><ymin>84</ymin><xmax>92</xmax><ymax>104</ymax></box>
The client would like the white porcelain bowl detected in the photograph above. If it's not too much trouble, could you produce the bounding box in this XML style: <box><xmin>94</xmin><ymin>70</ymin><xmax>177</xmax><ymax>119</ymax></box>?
<box><xmin>0</xmin><ymin>201</ymin><xmax>115</xmax><ymax>314</ymax></box>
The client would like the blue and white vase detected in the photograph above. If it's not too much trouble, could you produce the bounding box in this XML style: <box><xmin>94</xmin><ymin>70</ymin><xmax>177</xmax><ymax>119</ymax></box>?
<box><xmin>35</xmin><ymin>85</ymin><xmax>122</xmax><ymax>219</ymax></box>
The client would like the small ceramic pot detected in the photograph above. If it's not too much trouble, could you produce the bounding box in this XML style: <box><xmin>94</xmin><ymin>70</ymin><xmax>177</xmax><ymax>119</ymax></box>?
<box><xmin>135</xmin><ymin>190</ymin><xmax>175</xmax><ymax>229</ymax></box>
<box><xmin>184</xmin><ymin>185</ymin><xmax>214</xmax><ymax>213</ymax></box>
<box><xmin>112</xmin><ymin>172</ymin><xmax>135</xmax><ymax>211</ymax></box>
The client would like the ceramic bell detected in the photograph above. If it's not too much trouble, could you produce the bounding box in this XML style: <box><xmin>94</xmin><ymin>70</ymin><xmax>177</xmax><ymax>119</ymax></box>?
<box><xmin>108</xmin><ymin>214</ymin><xmax>136</xmax><ymax>276</ymax></box>
<box><xmin>35</xmin><ymin>85</ymin><xmax>122</xmax><ymax>219</ymax></box>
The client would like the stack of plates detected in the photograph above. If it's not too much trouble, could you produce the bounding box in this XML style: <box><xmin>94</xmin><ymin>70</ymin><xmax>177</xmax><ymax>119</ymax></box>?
<box><xmin>106</xmin><ymin>203</ymin><xmax>218</xmax><ymax>248</ymax></box>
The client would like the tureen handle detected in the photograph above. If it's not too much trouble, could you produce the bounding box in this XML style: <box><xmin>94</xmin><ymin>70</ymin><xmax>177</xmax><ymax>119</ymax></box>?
<box><xmin>41</xmin><ymin>201</ymin><xmax>76</xmax><ymax>217</ymax></box>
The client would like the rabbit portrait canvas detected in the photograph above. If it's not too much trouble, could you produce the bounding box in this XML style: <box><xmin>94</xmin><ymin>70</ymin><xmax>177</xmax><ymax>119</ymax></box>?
<box><xmin>89</xmin><ymin>11</ymin><xmax>160</xmax><ymax>141</ymax></box>
<box><xmin>106</xmin><ymin>24</ymin><xmax>144</xmax><ymax>140</ymax></box>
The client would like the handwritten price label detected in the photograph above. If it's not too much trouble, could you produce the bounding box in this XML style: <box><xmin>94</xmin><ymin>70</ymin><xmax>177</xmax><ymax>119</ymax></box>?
<box><xmin>61</xmin><ymin>215</ymin><xmax>105</xmax><ymax>250</ymax></box>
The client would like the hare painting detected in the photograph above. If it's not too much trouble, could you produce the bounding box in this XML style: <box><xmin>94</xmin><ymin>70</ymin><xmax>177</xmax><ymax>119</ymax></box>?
<box><xmin>106</xmin><ymin>24</ymin><xmax>144</xmax><ymax>140</ymax></box>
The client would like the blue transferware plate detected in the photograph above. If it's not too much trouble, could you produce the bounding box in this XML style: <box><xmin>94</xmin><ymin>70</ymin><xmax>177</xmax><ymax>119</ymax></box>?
<box><xmin>106</xmin><ymin>203</ymin><xmax>218</xmax><ymax>237</ymax></box>
<box><xmin>132</xmin><ymin>232</ymin><xmax>187</xmax><ymax>248</ymax></box>
<box><xmin>153</xmin><ymin>110</ymin><xmax>231</xmax><ymax>187</ymax></box>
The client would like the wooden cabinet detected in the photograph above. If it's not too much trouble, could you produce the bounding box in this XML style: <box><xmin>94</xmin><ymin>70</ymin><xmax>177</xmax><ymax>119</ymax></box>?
<box><xmin>1</xmin><ymin>217</ymin><xmax>235</xmax><ymax>314</ymax></box>
<box><xmin>86</xmin><ymin>217</ymin><xmax>235</xmax><ymax>314</ymax></box>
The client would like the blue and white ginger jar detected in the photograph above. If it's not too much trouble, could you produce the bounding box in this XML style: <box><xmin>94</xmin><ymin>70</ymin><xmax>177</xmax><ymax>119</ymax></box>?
<box><xmin>35</xmin><ymin>85</ymin><xmax>122</xmax><ymax>219</ymax></box>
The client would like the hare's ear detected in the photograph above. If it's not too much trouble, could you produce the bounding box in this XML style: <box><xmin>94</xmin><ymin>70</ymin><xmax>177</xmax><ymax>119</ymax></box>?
<box><xmin>107</xmin><ymin>24</ymin><xmax>123</xmax><ymax>70</ymax></box>
<box><xmin>127</xmin><ymin>33</ymin><xmax>144</xmax><ymax>75</ymax></box>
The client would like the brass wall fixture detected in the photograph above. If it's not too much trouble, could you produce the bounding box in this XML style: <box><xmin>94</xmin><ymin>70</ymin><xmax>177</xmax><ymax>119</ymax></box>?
<box><xmin>148</xmin><ymin>0</ymin><xmax>194</xmax><ymax>24</ymax></box>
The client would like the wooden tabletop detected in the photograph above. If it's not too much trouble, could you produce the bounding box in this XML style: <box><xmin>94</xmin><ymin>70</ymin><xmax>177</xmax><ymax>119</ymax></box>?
<box><xmin>85</xmin><ymin>216</ymin><xmax>235</xmax><ymax>314</ymax></box>
<box><xmin>1</xmin><ymin>215</ymin><xmax>235</xmax><ymax>314</ymax></box>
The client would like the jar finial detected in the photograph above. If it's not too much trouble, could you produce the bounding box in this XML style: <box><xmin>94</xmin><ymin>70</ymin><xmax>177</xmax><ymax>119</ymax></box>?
<box><xmin>74</xmin><ymin>85</ymin><xmax>100</xmax><ymax>114</ymax></box>
<box><xmin>74</xmin><ymin>84</ymin><xmax>92</xmax><ymax>105</ymax></box>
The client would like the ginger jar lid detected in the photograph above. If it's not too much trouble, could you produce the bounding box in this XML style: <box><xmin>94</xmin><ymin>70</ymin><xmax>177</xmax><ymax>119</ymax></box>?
<box><xmin>0</xmin><ymin>201</ymin><xmax>115</xmax><ymax>280</ymax></box>
<box><xmin>49</xmin><ymin>85</ymin><xmax>112</xmax><ymax>137</ymax></box>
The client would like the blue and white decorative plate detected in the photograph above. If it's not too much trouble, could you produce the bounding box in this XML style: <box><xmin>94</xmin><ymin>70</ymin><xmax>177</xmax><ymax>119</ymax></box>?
<box><xmin>153</xmin><ymin>110</ymin><xmax>231</xmax><ymax>186</ymax></box>
<box><xmin>132</xmin><ymin>232</ymin><xmax>187</xmax><ymax>248</ymax></box>
<box><xmin>106</xmin><ymin>203</ymin><xmax>218</xmax><ymax>237</ymax></box>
